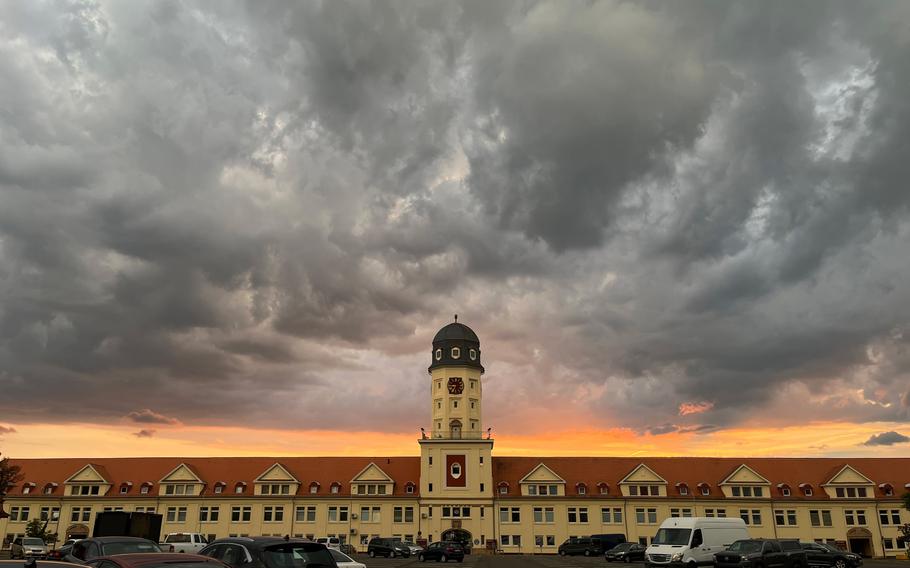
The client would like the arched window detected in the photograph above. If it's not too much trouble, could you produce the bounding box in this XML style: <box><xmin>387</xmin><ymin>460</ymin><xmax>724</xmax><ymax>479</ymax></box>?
<box><xmin>450</xmin><ymin>462</ymin><xmax>462</xmax><ymax>479</ymax></box>
<box><xmin>576</xmin><ymin>483</ymin><xmax>587</xmax><ymax>495</ymax></box>
<box><xmin>676</xmin><ymin>482</ymin><xmax>689</xmax><ymax>496</ymax></box>
<box><xmin>234</xmin><ymin>481</ymin><xmax>247</xmax><ymax>494</ymax></box>
<box><xmin>434</xmin><ymin>349</ymin><xmax>442</xmax><ymax>361</ymax></box>
<box><xmin>330</xmin><ymin>482</ymin><xmax>342</xmax><ymax>494</ymax></box>
<box><xmin>469</xmin><ymin>349</ymin><xmax>477</xmax><ymax>360</ymax></box>
<box><xmin>451</xmin><ymin>347</ymin><xmax>460</xmax><ymax>359</ymax></box>
<box><xmin>497</xmin><ymin>481</ymin><xmax>510</xmax><ymax>495</ymax></box>
<box><xmin>405</xmin><ymin>482</ymin><xmax>416</xmax><ymax>494</ymax></box>
<box><xmin>119</xmin><ymin>482</ymin><xmax>133</xmax><ymax>495</ymax></box>
<box><xmin>309</xmin><ymin>481</ymin><xmax>320</xmax><ymax>494</ymax></box>
<box><xmin>213</xmin><ymin>481</ymin><xmax>226</xmax><ymax>494</ymax></box>
<box><xmin>697</xmin><ymin>482</ymin><xmax>710</xmax><ymax>496</ymax></box>
<box><xmin>140</xmin><ymin>481</ymin><xmax>154</xmax><ymax>495</ymax></box>
<box><xmin>449</xmin><ymin>419</ymin><xmax>462</xmax><ymax>439</ymax></box>
<box><xmin>597</xmin><ymin>482</ymin><xmax>609</xmax><ymax>495</ymax></box>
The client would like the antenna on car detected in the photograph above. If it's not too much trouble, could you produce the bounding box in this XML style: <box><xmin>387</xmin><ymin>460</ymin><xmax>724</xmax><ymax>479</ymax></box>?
<box><xmin>454</xmin><ymin>314</ymin><xmax>457</xmax><ymax>322</ymax></box>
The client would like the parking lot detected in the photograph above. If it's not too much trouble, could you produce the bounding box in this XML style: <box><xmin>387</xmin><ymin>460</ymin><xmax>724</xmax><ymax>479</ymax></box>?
<box><xmin>341</xmin><ymin>556</ymin><xmax>909</xmax><ymax>568</ymax></box>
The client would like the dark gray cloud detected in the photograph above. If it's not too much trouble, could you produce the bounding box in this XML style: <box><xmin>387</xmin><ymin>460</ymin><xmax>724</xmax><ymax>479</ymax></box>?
<box><xmin>126</xmin><ymin>410</ymin><xmax>180</xmax><ymax>426</ymax></box>
<box><xmin>863</xmin><ymin>431</ymin><xmax>910</xmax><ymax>446</ymax></box>
<box><xmin>132</xmin><ymin>429</ymin><xmax>156</xmax><ymax>438</ymax></box>
<box><xmin>1</xmin><ymin>0</ymin><xmax>909</xmax><ymax>441</ymax></box>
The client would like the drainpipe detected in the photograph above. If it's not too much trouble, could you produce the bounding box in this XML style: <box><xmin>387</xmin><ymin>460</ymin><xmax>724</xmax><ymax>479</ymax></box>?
<box><xmin>771</xmin><ymin>493</ymin><xmax>778</xmax><ymax>539</ymax></box>
<box><xmin>873</xmin><ymin>500</ymin><xmax>884</xmax><ymax>559</ymax></box>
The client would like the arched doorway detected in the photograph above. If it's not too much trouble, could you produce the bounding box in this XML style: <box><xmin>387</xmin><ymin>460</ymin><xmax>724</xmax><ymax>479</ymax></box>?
<box><xmin>66</xmin><ymin>524</ymin><xmax>90</xmax><ymax>540</ymax></box>
<box><xmin>441</xmin><ymin>528</ymin><xmax>472</xmax><ymax>553</ymax></box>
<box><xmin>846</xmin><ymin>528</ymin><xmax>872</xmax><ymax>557</ymax></box>
<box><xmin>449</xmin><ymin>420</ymin><xmax>462</xmax><ymax>439</ymax></box>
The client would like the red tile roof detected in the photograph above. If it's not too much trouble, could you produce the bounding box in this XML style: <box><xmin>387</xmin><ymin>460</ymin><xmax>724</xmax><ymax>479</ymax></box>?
<box><xmin>9</xmin><ymin>457</ymin><xmax>420</xmax><ymax>498</ymax></box>
<box><xmin>490</xmin><ymin>456</ymin><xmax>910</xmax><ymax>499</ymax></box>
<box><xmin>9</xmin><ymin>456</ymin><xmax>909</xmax><ymax>500</ymax></box>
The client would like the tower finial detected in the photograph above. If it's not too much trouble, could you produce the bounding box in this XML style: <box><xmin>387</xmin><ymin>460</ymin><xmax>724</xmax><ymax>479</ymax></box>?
<box><xmin>454</xmin><ymin>314</ymin><xmax>458</xmax><ymax>323</ymax></box>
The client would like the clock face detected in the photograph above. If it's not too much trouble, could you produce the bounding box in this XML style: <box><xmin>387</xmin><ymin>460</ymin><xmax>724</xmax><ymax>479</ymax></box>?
<box><xmin>447</xmin><ymin>377</ymin><xmax>464</xmax><ymax>395</ymax></box>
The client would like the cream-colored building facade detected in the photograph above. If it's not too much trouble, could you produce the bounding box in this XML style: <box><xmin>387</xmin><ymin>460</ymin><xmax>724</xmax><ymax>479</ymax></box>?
<box><xmin>2</xmin><ymin>321</ymin><xmax>909</xmax><ymax>557</ymax></box>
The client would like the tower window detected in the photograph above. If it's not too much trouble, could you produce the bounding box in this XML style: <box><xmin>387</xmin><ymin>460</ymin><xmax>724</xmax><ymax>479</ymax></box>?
<box><xmin>451</xmin><ymin>347</ymin><xmax>460</xmax><ymax>359</ymax></box>
<box><xmin>451</xmin><ymin>463</ymin><xmax>462</xmax><ymax>479</ymax></box>
<box><xmin>469</xmin><ymin>349</ymin><xmax>476</xmax><ymax>360</ymax></box>
<box><xmin>453</xmin><ymin>400</ymin><xmax>458</xmax><ymax>408</ymax></box>
<box><xmin>435</xmin><ymin>349</ymin><xmax>442</xmax><ymax>361</ymax></box>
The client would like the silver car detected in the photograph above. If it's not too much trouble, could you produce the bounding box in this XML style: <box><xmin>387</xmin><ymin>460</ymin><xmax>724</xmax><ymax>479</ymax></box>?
<box><xmin>10</xmin><ymin>537</ymin><xmax>49</xmax><ymax>559</ymax></box>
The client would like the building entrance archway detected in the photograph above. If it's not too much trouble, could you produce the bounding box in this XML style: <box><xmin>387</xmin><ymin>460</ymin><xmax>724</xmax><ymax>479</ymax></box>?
<box><xmin>66</xmin><ymin>524</ymin><xmax>90</xmax><ymax>540</ymax></box>
<box><xmin>846</xmin><ymin>528</ymin><xmax>872</xmax><ymax>557</ymax></box>
<box><xmin>441</xmin><ymin>528</ymin><xmax>472</xmax><ymax>551</ymax></box>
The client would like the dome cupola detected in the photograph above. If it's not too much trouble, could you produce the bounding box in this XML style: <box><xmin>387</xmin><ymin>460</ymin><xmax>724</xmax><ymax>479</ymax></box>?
<box><xmin>429</xmin><ymin>316</ymin><xmax>484</xmax><ymax>373</ymax></box>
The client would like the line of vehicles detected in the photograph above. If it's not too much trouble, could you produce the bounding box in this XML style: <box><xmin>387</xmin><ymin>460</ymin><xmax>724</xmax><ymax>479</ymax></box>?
<box><xmin>557</xmin><ymin>517</ymin><xmax>863</xmax><ymax>568</ymax></box>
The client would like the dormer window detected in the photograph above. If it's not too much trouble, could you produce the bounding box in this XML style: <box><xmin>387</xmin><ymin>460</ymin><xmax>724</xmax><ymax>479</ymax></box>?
<box><xmin>879</xmin><ymin>483</ymin><xmax>894</xmax><ymax>497</ymax></box>
<box><xmin>451</xmin><ymin>347</ymin><xmax>460</xmax><ymax>359</ymax></box>
<box><xmin>834</xmin><ymin>486</ymin><xmax>868</xmax><ymax>498</ymax></box>
<box><xmin>677</xmin><ymin>483</ymin><xmax>689</xmax><ymax>496</ymax></box>
<box><xmin>405</xmin><ymin>482</ymin><xmax>415</xmax><ymax>494</ymax></box>
<box><xmin>469</xmin><ymin>349</ymin><xmax>477</xmax><ymax>360</ymax></box>
<box><xmin>799</xmin><ymin>483</ymin><xmax>813</xmax><ymax>496</ymax></box>
<box><xmin>698</xmin><ymin>483</ymin><xmax>710</xmax><ymax>496</ymax></box>
<box><xmin>498</xmin><ymin>482</ymin><xmax>510</xmax><ymax>495</ymax></box>
<box><xmin>309</xmin><ymin>482</ymin><xmax>319</xmax><ymax>494</ymax></box>
<box><xmin>330</xmin><ymin>482</ymin><xmax>341</xmax><ymax>494</ymax></box>
<box><xmin>577</xmin><ymin>483</ymin><xmax>587</xmax><ymax>495</ymax></box>
<box><xmin>597</xmin><ymin>482</ymin><xmax>609</xmax><ymax>495</ymax></box>
<box><xmin>779</xmin><ymin>484</ymin><xmax>791</xmax><ymax>497</ymax></box>
<box><xmin>434</xmin><ymin>349</ymin><xmax>442</xmax><ymax>361</ymax></box>
<box><xmin>235</xmin><ymin>482</ymin><xmax>246</xmax><ymax>494</ymax></box>
<box><xmin>119</xmin><ymin>482</ymin><xmax>132</xmax><ymax>495</ymax></box>
<box><xmin>214</xmin><ymin>482</ymin><xmax>226</xmax><ymax>494</ymax></box>
<box><xmin>43</xmin><ymin>483</ymin><xmax>57</xmax><ymax>495</ymax></box>
<box><xmin>22</xmin><ymin>483</ymin><xmax>34</xmax><ymax>495</ymax></box>
<box><xmin>140</xmin><ymin>482</ymin><xmax>153</xmax><ymax>495</ymax></box>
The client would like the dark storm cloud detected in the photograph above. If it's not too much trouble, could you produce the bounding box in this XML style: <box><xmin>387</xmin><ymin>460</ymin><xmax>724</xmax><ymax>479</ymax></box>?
<box><xmin>1</xmin><ymin>0</ymin><xmax>910</xmax><ymax>439</ymax></box>
<box><xmin>863</xmin><ymin>431</ymin><xmax>910</xmax><ymax>446</ymax></box>
<box><xmin>126</xmin><ymin>410</ymin><xmax>180</xmax><ymax>426</ymax></box>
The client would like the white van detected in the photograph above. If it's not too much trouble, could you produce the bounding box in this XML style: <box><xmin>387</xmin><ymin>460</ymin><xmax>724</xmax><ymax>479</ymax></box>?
<box><xmin>315</xmin><ymin>537</ymin><xmax>341</xmax><ymax>550</ymax></box>
<box><xmin>645</xmin><ymin>517</ymin><xmax>749</xmax><ymax>567</ymax></box>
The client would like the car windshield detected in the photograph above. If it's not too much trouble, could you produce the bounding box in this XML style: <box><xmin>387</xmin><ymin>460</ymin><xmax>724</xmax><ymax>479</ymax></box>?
<box><xmin>24</xmin><ymin>538</ymin><xmax>46</xmax><ymax>546</ymax></box>
<box><xmin>329</xmin><ymin>550</ymin><xmax>352</xmax><ymax>563</ymax></box>
<box><xmin>262</xmin><ymin>544</ymin><xmax>335</xmax><ymax>568</ymax></box>
<box><xmin>652</xmin><ymin>529</ymin><xmax>692</xmax><ymax>546</ymax></box>
<box><xmin>611</xmin><ymin>543</ymin><xmax>632</xmax><ymax>551</ymax></box>
<box><xmin>728</xmin><ymin>541</ymin><xmax>762</xmax><ymax>553</ymax></box>
<box><xmin>820</xmin><ymin>544</ymin><xmax>843</xmax><ymax>553</ymax></box>
<box><xmin>102</xmin><ymin>541</ymin><xmax>162</xmax><ymax>555</ymax></box>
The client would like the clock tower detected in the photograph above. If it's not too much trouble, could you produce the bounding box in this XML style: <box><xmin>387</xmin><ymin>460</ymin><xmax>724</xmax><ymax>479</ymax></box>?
<box><xmin>419</xmin><ymin>317</ymin><xmax>494</xmax><ymax>546</ymax></box>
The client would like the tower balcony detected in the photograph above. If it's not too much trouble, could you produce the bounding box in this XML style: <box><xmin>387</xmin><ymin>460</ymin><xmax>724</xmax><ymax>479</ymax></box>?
<box><xmin>420</xmin><ymin>428</ymin><xmax>492</xmax><ymax>440</ymax></box>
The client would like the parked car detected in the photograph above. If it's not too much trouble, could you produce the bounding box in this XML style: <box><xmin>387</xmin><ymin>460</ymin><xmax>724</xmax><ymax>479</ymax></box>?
<box><xmin>401</xmin><ymin>541</ymin><xmax>424</xmax><ymax>556</ymax></box>
<box><xmin>558</xmin><ymin>537</ymin><xmax>598</xmax><ymax>556</ymax></box>
<box><xmin>85</xmin><ymin>553</ymin><xmax>228</xmax><ymax>568</ymax></box>
<box><xmin>0</xmin><ymin>561</ymin><xmax>72</xmax><ymax>568</ymax></box>
<box><xmin>800</xmin><ymin>542</ymin><xmax>863</xmax><ymax>568</ymax></box>
<box><xmin>715</xmin><ymin>539</ymin><xmax>808</xmax><ymax>568</ymax></box>
<box><xmin>338</xmin><ymin>544</ymin><xmax>357</xmax><ymax>556</ymax></box>
<box><xmin>66</xmin><ymin>537</ymin><xmax>163</xmax><ymax>563</ymax></box>
<box><xmin>48</xmin><ymin>540</ymin><xmax>82</xmax><ymax>560</ymax></box>
<box><xmin>646</xmin><ymin>517</ymin><xmax>750</xmax><ymax>567</ymax></box>
<box><xmin>326</xmin><ymin>549</ymin><xmax>365</xmax><ymax>568</ymax></box>
<box><xmin>605</xmin><ymin>542</ymin><xmax>647</xmax><ymax>562</ymax></box>
<box><xmin>417</xmin><ymin>542</ymin><xmax>464</xmax><ymax>563</ymax></box>
<box><xmin>367</xmin><ymin>537</ymin><xmax>410</xmax><ymax>558</ymax></box>
<box><xmin>11</xmin><ymin>537</ymin><xmax>50</xmax><ymax>559</ymax></box>
<box><xmin>316</xmin><ymin>538</ymin><xmax>340</xmax><ymax>551</ymax></box>
<box><xmin>199</xmin><ymin>536</ymin><xmax>337</xmax><ymax>568</ymax></box>
<box><xmin>591</xmin><ymin>535</ymin><xmax>629</xmax><ymax>555</ymax></box>
<box><xmin>160</xmin><ymin>533</ymin><xmax>208</xmax><ymax>553</ymax></box>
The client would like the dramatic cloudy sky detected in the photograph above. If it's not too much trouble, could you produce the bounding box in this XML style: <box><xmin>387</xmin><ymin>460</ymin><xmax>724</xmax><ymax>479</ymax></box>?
<box><xmin>2</xmin><ymin>0</ymin><xmax>910</xmax><ymax>458</ymax></box>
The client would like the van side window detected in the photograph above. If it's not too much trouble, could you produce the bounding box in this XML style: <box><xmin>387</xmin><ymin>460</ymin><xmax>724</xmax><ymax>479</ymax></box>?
<box><xmin>691</xmin><ymin>529</ymin><xmax>703</xmax><ymax>548</ymax></box>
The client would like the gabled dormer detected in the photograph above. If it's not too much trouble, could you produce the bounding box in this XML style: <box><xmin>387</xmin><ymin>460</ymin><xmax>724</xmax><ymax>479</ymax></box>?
<box><xmin>64</xmin><ymin>464</ymin><xmax>111</xmax><ymax>496</ymax></box>
<box><xmin>822</xmin><ymin>465</ymin><xmax>875</xmax><ymax>499</ymax></box>
<box><xmin>254</xmin><ymin>463</ymin><xmax>300</xmax><ymax>496</ymax></box>
<box><xmin>350</xmin><ymin>463</ymin><xmax>394</xmax><ymax>496</ymax></box>
<box><xmin>518</xmin><ymin>463</ymin><xmax>566</xmax><ymax>496</ymax></box>
<box><xmin>719</xmin><ymin>464</ymin><xmax>771</xmax><ymax>498</ymax></box>
<box><xmin>619</xmin><ymin>463</ymin><xmax>667</xmax><ymax>497</ymax></box>
<box><xmin>159</xmin><ymin>463</ymin><xmax>204</xmax><ymax>496</ymax></box>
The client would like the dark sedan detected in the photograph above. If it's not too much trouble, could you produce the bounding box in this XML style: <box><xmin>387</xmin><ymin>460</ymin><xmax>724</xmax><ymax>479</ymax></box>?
<box><xmin>800</xmin><ymin>543</ymin><xmax>863</xmax><ymax>568</ymax></box>
<box><xmin>86</xmin><ymin>554</ymin><xmax>229</xmax><ymax>568</ymax></box>
<box><xmin>66</xmin><ymin>538</ymin><xmax>163</xmax><ymax>563</ymax></box>
<box><xmin>417</xmin><ymin>542</ymin><xmax>464</xmax><ymax>563</ymax></box>
<box><xmin>199</xmin><ymin>537</ymin><xmax>336</xmax><ymax>568</ymax></box>
<box><xmin>605</xmin><ymin>543</ymin><xmax>647</xmax><ymax>562</ymax></box>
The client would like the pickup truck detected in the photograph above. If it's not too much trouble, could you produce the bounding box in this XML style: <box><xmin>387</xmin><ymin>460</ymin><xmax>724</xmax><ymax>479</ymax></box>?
<box><xmin>160</xmin><ymin>533</ymin><xmax>209</xmax><ymax>553</ymax></box>
<box><xmin>715</xmin><ymin>539</ymin><xmax>808</xmax><ymax>568</ymax></box>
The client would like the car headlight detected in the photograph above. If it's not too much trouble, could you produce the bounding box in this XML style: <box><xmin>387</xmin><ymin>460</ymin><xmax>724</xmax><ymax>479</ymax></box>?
<box><xmin>671</xmin><ymin>553</ymin><xmax>684</xmax><ymax>562</ymax></box>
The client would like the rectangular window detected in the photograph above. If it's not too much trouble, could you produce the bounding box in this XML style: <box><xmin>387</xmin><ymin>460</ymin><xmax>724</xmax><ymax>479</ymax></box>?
<box><xmin>405</xmin><ymin>507</ymin><xmax>414</xmax><ymax>523</ymax></box>
<box><xmin>394</xmin><ymin>507</ymin><xmax>403</xmax><ymax>523</ymax></box>
<box><xmin>528</xmin><ymin>485</ymin><xmax>537</xmax><ymax>495</ymax></box>
<box><xmin>775</xmin><ymin>510</ymin><xmax>797</xmax><ymax>526</ymax></box>
<box><xmin>360</xmin><ymin>507</ymin><xmax>370</xmax><ymax>522</ymax></box>
<box><xmin>636</xmin><ymin>508</ymin><xmax>645</xmax><ymax>524</ymax></box>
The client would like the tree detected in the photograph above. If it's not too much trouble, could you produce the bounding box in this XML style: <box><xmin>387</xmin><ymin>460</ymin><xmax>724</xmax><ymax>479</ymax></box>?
<box><xmin>25</xmin><ymin>518</ymin><xmax>56</xmax><ymax>543</ymax></box>
<box><xmin>0</xmin><ymin>452</ymin><xmax>25</xmax><ymax>520</ymax></box>
<box><xmin>900</xmin><ymin>492</ymin><xmax>910</xmax><ymax>558</ymax></box>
